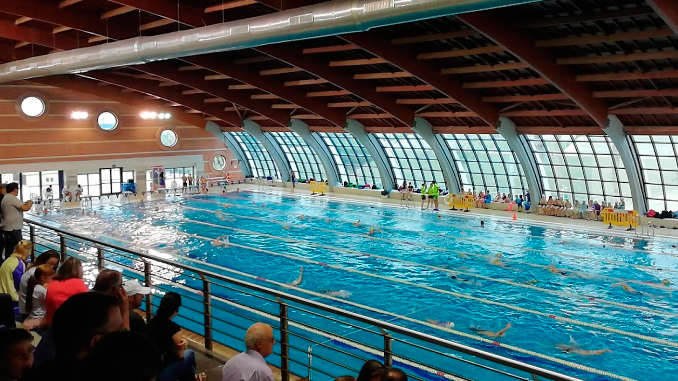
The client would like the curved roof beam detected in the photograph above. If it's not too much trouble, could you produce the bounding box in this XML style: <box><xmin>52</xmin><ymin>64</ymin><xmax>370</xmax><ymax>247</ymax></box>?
<box><xmin>85</xmin><ymin>70</ymin><xmax>243</xmax><ymax>127</ymax></box>
<box><xmin>137</xmin><ymin>60</ymin><xmax>291</xmax><ymax>126</ymax></box>
<box><xmin>457</xmin><ymin>10</ymin><xmax>609</xmax><ymax>128</ymax></box>
<box><xmin>32</xmin><ymin>75</ymin><xmax>209</xmax><ymax>128</ymax></box>
<box><xmin>258</xmin><ymin>42</ymin><xmax>415</xmax><ymax>127</ymax></box>
<box><xmin>648</xmin><ymin>0</ymin><xmax>678</xmax><ymax>36</ymax></box>
<box><xmin>342</xmin><ymin>30</ymin><xmax>499</xmax><ymax>127</ymax></box>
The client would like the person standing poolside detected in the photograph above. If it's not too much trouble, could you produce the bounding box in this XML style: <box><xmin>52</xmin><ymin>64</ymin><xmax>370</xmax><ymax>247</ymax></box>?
<box><xmin>1</xmin><ymin>183</ymin><xmax>33</xmax><ymax>262</ymax></box>
<box><xmin>291</xmin><ymin>170</ymin><xmax>296</xmax><ymax>192</ymax></box>
<box><xmin>428</xmin><ymin>180</ymin><xmax>440</xmax><ymax>211</ymax></box>
<box><xmin>420</xmin><ymin>182</ymin><xmax>427</xmax><ymax>210</ymax></box>
<box><xmin>181</xmin><ymin>174</ymin><xmax>188</xmax><ymax>194</ymax></box>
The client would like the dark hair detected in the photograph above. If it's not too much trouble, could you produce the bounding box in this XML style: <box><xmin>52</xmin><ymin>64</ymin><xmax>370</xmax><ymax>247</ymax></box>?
<box><xmin>5</xmin><ymin>182</ymin><xmax>18</xmax><ymax>194</ymax></box>
<box><xmin>28</xmin><ymin>249</ymin><xmax>60</xmax><ymax>271</ymax></box>
<box><xmin>83</xmin><ymin>331</ymin><xmax>162</xmax><ymax>381</ymax></box>
<box><xmin>156</xmin><ymin>292</ymin><xmax>181</xmax><ymax>319</ymax></box>
<box><xmin>92</xmin><ymin>270</ymin><xmax>122</xmax><ymax>294</ymax></box>
<box><xmin>0</xmin><ymin>328</ymin><xmax>33</xmax><ymax>357</ymax></box>
<box><xmin>52</xmin><ymin>292</ymin><xmax>120</xmax><ymax>358</ymax></box>
<box><xmin>52</xmin><ymin>257</ymin><xmax>82</xmax><ymax>281</ymax></box>
<box><xmin>335</xmin><ymin>376</ymin><xmax>356</xmax><ymax>381</ymax></box>
<box><xmin>357</xmin><ymin>360</ymin><xmax>384</xmax><ymax>381</ymax></box>
<box><xmin>381</xmin><ymin>368</ymin><xmax>407</xmax><ymax>381</ymax></box>
<box><xmin>26</xmin><ymin>264</ymin><xmax>56</xmax><ymax>313</ymax></box>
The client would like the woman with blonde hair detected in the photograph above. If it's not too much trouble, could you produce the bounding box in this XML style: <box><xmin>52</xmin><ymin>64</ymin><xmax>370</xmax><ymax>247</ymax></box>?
<box><xmin>0</xmin><ymin>240</ymin><xmax>32</xmax><ymax>302</ymax></box>
<box><xmin>22</xmin><ymin>264</ymin><xmax>56</xmax><ymax>329</ymax></box>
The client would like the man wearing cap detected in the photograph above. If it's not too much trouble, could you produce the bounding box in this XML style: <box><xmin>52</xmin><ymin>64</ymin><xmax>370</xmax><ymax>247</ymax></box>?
<box><xmin>123</xmin><ymin>280</ymin><xmax>151</xmax><ymax>335</ymax></box>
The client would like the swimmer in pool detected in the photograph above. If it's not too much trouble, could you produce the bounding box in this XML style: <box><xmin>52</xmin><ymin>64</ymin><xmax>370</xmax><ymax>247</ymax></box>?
<box><xmin>556</xmin><ymin>337</ymin><xmax>611</xmax><ymax>356</ymax></box>
<box><xmin>545</xmin><ymin>264</ymin><xmax>569</xmax><ymax>276</ymax></box>
<box><xmin>289</xmin><ymin>266</ymin><xmax>304</xmax><ymax>286</ymax></box>
<box><xmin>353</xmin><ymin>219</ymin><xmax>361</xmax><ymax>227</ymax></box>
<box><xmin>612</xmin><ymin>282</ymin><xmax>638</xmax><ymax>294</ymax></box>
<box><xmin>212</xmin><ymin>236</ymin><xmax>230</xmax><ymax>247</ymax></box>
<box><xmin>325</xmin><ymin>218</ymin><xmax>331</xmax><ymax>223</ymax></box>
<box><xmin>367</xmin><ymin>228</ymin><xmax>376</xmax><ymax>236</ymax></box>
<box><xmin>523</xmin><ymin>279</ymin><xmax>539</xmax><ymax>285</ymax></box>
<box><xmin>480</xmin><ymin>221</ymin><xmax>484</xmax><ymax>227</ymax></box>
<box><xmin>298</xmin><ymin>215</ymin><xmax>305</xmax><ymax>220</ymax></box>
<box><xmin>470</xmin><ymin>323</ymin><xmax>511</xmax><ymax>338</ymax></box>
<box><xmin>325</xmin><ymin>290</ymin><xmax>352</xmax><ymax>298</ymax></box>
<box><xmin>283</xmin><ymin>225</ymin><xmax>291</xmax><ymax>230</ymax></box>
<box><xmin>426</xmin><ymin>319</ymin><xmax>454</xmax><ymax>328</ymax></box>
<box><xmin>490</xmin><ymin>253</ymin><xmax>508</xmax><ymax>267</ymax></box>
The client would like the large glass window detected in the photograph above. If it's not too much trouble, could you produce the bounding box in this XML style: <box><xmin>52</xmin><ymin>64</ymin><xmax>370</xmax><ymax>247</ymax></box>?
<box><xmin>19</xmin><ymin>170</ymin><xmax>59</xmax><ymax>201</ymax></box>
<box><xmin>145</xmin><ymin>167</ymin><xmax>194</xmax><ymax>191</ymax></box>
<box><xmin>319</xmin><ymin>133</ymin><xmax>381</xmax><ymax>187</ymax></box>
<box><xmin>227</xmin><ymin>132</ymin><xmax>279</xmax><ymax>179</ymax></box>
<box><xmin>630</xmin><ymin>135</ymin><xmax>678</xmax><ymax>211</ymax></box>
<box><xmin>374</xmin><ymin>133</ymin><xmax>446</xmax><ymax>190</ymax></box>
<box><xmin>1</xmin><ymin>173</ymin><xmax>16</xmax><ymax>184</ymax></box>
<box><xmin>76</xmin><ymin>173</ymin><xmax>101</xmax><ymax>197</ymax></box>
<box><xmin>268</xmin><ymin>132</ymin><xmax>326</xmax><ymax>181</ymax></box>
<box><xmin>100</xmin><ymin>168</ymin><xmax>122</xmax><ymax>195</ymax></box>
<box><xmin>525</xmin><ymin>135</ymin><xmax>631</xmax><ymax>208</ymax></box>
<box><xmin>440</xmin><ymin>134</ymin><xmax>526</xmax><ymax>196</ymax></box>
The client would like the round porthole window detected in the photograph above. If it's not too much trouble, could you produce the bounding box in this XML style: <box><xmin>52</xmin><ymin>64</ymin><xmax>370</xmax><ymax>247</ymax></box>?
<box><xmin>20</xmin><ymin>96</ymin><xmax>46</xmax><ymax>117</ymax></box>
<box><xmin>212</xmin><ymin>155</ymin><xmax>226</xmax><ymax>171</ymax></box>
<box><xmin>160</xmin><ymin>129</ymin><xmax>178</xmax><ymax>147</ymax></box>
<box><xmin>97</xmin><ymin>111</ymin><xmax>118</xmax><ymax>131</ymax></box>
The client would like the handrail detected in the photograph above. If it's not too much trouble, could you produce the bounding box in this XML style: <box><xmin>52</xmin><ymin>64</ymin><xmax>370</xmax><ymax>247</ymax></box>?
<box><xmin>25</xmin><ymin>216</ymin><xmax>583</xmax><ymax>381</ymax></box>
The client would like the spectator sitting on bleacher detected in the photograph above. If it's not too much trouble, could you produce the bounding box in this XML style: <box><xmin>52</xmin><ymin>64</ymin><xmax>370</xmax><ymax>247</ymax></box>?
<box><xmin>146</xmin><ymin>292</ymin><xmax>198</xmax><ymax>381</ymax></box>
<box><xmin>22</xmin><ymin>264</ymin><xmax>56</xmax><ymax>330</ymax></box>
<box><xmin>381</xmin><ymin>368</ymin><xmax>407</xmax><ymax>381</ymax></box>
<box><xmin>0</xmin><ymin>240</ymin><xmax>32</xmax><ymax>303</ymax></box>
<box><xmin>123</xmin><ymin>280</ymin><xmax>151</xmax><ymax>335</ymax></box>
<box><xmin>44</xmin><ymin>258</ymin><xmax>88</xmax><ymax>324</ymax></box>
<box><xmin>81</xmin><ymin>331</ymin><xmax>163</xmax><ymax>381</ymax></box>
<box><xmin>357</xmin><ymin>360</ymin><xmax>385</xmax><ymax>381</ymax></box>
<box><xmin>62</xmin><ymin>185</ymin><xmax>73</xmax><ymax>202</ymax></box>
<box><xmin>19</xmin><ymin>249</ymin><xmax>60</xmax><ymax>319</ymax></box>
<box><xmin>92</xmin><ymin>270</ymin><xmax>130</xmax><ymax>331</ymax></box>
<box><xmin>25</xmin><ymin>292</ymin><xmax>125</xmax><ymax>381</ymax></box>
<box><xmin>221</xmin><ymin>322</ymin><xmax>276</xmax><ymax>381</ymax></box>
<box><xmin>0</xmin><ymin>328</ymin><xmax>34</xmax><ymax>381</ymax></box>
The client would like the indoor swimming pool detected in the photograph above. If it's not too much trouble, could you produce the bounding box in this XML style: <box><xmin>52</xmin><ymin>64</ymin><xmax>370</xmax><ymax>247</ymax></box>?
<box><xmin>33</xmin><ymin>191</ymin><xmax>678</xmax><ymax>381</ymax></box>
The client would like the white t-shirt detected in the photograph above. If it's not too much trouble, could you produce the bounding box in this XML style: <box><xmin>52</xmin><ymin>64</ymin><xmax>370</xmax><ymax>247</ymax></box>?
<box><xmin>1</xmin><ymin>193</ymin><xmax>25</xmax><ymax>231</ymax></box>
<box><xmin>19</xmin><ymin>266</ymin><xmax>38</xmax><ymax>315</ymax></box>
<box><xmin>28</xmin><ymin>284</ymin><xmax>48</xmax><ymax>319</ymax></box>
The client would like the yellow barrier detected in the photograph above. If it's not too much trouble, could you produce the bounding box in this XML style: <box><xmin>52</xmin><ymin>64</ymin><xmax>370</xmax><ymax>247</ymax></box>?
<box><xmin>309</xmin><ymin>181</ymin><xmax>327</xmax><ymax>196</ymax></box>
<box><xmin>602</xmin><ymin>208</ymin><xmax>639</xmax><ymax>228</ymax></box>
<box><xmin>447</xmin><ymin>194</ymin><xmax>474</xmax><ymax>211</ymax></box>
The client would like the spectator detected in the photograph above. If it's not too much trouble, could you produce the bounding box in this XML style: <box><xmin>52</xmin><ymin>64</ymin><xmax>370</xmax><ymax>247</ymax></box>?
<box><xmin>61</xmin><ymin>185</ymin><xmax>73</xmax><ymax>202</ymax></box>
<box><xmin>381</xmin><ymin>368</ymin><xmax>407</xmax><ymax>381</ymax></box>
<box><xmin>19</xmin><ymin>249</ymin><xmax>60</xmax><ymax>318</ymax></box>
<box><xmin>75</xmin><ymin>185</ymin><xmax>83</xmax><ymax>202</ymax></box>
<box><xmin>146</xmin><ymin>292</ymin><xmax>197</xmax><ymax>381</ymax></box>
<box><xmin>44</xmin><ymin>257</ymin><xmax>88</xmax><ymax>324</ymax></box>
<box><xmin>0</xmin><ymin>183</ymin><xmax>5</xmax><ymax>261</ymax></box>
<box><xmin>123</xmin><ymin>280</ymin><xmax>151</xmax><ymax>334</ymax></box>
<box><xmin>0</xmin><ymin>328</ymin><xmax>34</xmax><ymax>381</ymax></box>
<box><xmin>335</xmin><ymin>377</ymin><xmax>356</xmax><ymax>381</ymax></box>
<box><xmin>357</xmin><ymin>360</ymin><xmax>384</xmax><ymax>381</ymax></box>
<box><xmin>25</xmin><ymin>292</ymin><xmax>124</xmax><ymax>381</ymax></box>
<box><xmin>221</xmin><ymin>322</ymin><xmax>276</xmax><ymax>381</ymax></box>
<box><xmin>92</xmin><ymin>270</ymin><xmax>130</xmax><ymax>331</ymax></box>
<box><xmin>22</xmin><ymin>264</ymin><xmax>56</xmax><ymax>330</ymax></box>
<box><xmin>1</xmin><ymin>182</ymin><xmax>33</xmax><ymax>262</ymax></box>
<box><xmin>81</xmin><ymin>331</ymin><xmax>163</xmax><ymax>381</ymax></box>
<box><xmin>0</xmin><ymin>240</ymin><xmax>32</xmax><ymax>302</ymax></box>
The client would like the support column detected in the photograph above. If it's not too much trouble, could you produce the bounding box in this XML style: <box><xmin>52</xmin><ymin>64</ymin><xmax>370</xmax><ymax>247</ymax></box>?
<box><xmin>344</xmin><ymin>120</ymin><xmax>396</xmax><ymax>191</ymax></box>
<box><xmin>496</xmin><ymin>117</ymin><xmax>543</xmax><ymax>201</ymax></box>
<box><xmin>412</xmin><ymin>117</ymin><xmax>461</xmax><ymax>194</ymax></box>
<box><xmin>242</xmin><ymin>120</ymin><xmax>291</xmax><ymax>182</ymax></box>
<box><xmin>205</xmin><ymin>121</ymin><xmax>253</xmax><ymax>177</ymax></box>
<box><xmin>604</xmin><ymin>116</ymin><xmax>647</xmax><ymax>214</ymax></box>
<box><xmin>288</xmin><ymin>120</ymin><xmax>341</xmax><ymax>187</ymax></box>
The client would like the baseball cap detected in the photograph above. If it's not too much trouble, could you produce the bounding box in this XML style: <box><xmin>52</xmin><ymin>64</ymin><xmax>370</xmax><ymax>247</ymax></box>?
<box><xmin>123</xmin><ymin>280</ymin><xmax>151</xmax><ymax>296</ymax></box>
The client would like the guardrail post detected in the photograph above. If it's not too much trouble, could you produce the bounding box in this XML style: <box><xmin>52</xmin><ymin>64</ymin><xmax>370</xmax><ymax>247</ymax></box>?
<box><xmin>59</xmin><ymin>235</ymin><xmax>67</xmax><ymax>262</ymax></box>
<box><xmin>144</xmin><ymin>261</ymin><xmax>152</xmax><ymax>321</ymax></box>
<box><xmin>380</xmin><ymin>328</ymin><xmax>393</xmax><ymax>367</ymax></box>
<box><xmin>29</xmin><ymin>225</ymin><xmax>36</xmax><ymax>262</ymax></box>
<box><xmin>97</xmin><ymin>247</ymin><xmax>105</xmax><ymax>271</ymax></box>
<box><xmin>277</xmin><ymin>297</ymin><xmax>290</xmax><ymax>381</ymax></box>
<box><xmin>202</xmin><ymin>276</ymin><xmax>213</xmax><ymax>351</ymax></box>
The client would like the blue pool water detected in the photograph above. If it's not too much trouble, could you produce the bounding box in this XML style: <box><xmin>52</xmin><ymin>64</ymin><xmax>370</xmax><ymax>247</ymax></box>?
<box><xmin>35</xmin><ymin>191</ymin><xmax>678</xmax><ymax>381</ymax></box>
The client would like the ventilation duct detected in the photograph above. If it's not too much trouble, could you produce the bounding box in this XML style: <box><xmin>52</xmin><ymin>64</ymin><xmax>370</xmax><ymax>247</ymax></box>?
<box><xmin>0</xmin><ymin>0</ymin><xmax>538</xmax><ymax>83</ymax></box>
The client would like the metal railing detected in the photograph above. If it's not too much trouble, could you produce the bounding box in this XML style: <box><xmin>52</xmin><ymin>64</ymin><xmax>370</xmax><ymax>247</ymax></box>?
<box><xmin>25</xmin><ymin>217</ymin><xmax>583</xmax><ymax>381</ymax></box>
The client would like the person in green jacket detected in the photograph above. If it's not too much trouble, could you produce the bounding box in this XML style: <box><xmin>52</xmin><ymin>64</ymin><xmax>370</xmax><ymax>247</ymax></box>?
<box><xmin>420</xmin><ymin>182</ymin><xmax>427</xmax><ymax>210</ymax></box>
<box><xmin>427</xmin><ymin>180</ymin><xmax>440</xmax><ymax>211</ymax></box>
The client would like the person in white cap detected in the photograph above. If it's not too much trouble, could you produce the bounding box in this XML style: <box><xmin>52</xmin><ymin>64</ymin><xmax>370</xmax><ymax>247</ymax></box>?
<box><xmin>123</xmin><ymin>280</ymin><xmax>151</xmax><ymax>335</ymax></box>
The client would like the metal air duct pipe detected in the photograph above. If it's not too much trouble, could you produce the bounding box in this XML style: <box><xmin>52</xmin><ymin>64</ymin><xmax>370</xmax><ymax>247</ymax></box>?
<box><xmin>0</xmin><ymin>0</ymin><xmax>537</xmax><ymax>83</ymax></box>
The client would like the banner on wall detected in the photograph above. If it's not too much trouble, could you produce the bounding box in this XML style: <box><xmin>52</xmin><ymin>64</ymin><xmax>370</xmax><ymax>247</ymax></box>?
<box><xmin>152</xmin><ymin>166</ymin><xmax>166</xmax><ymax>191</ymax></box>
